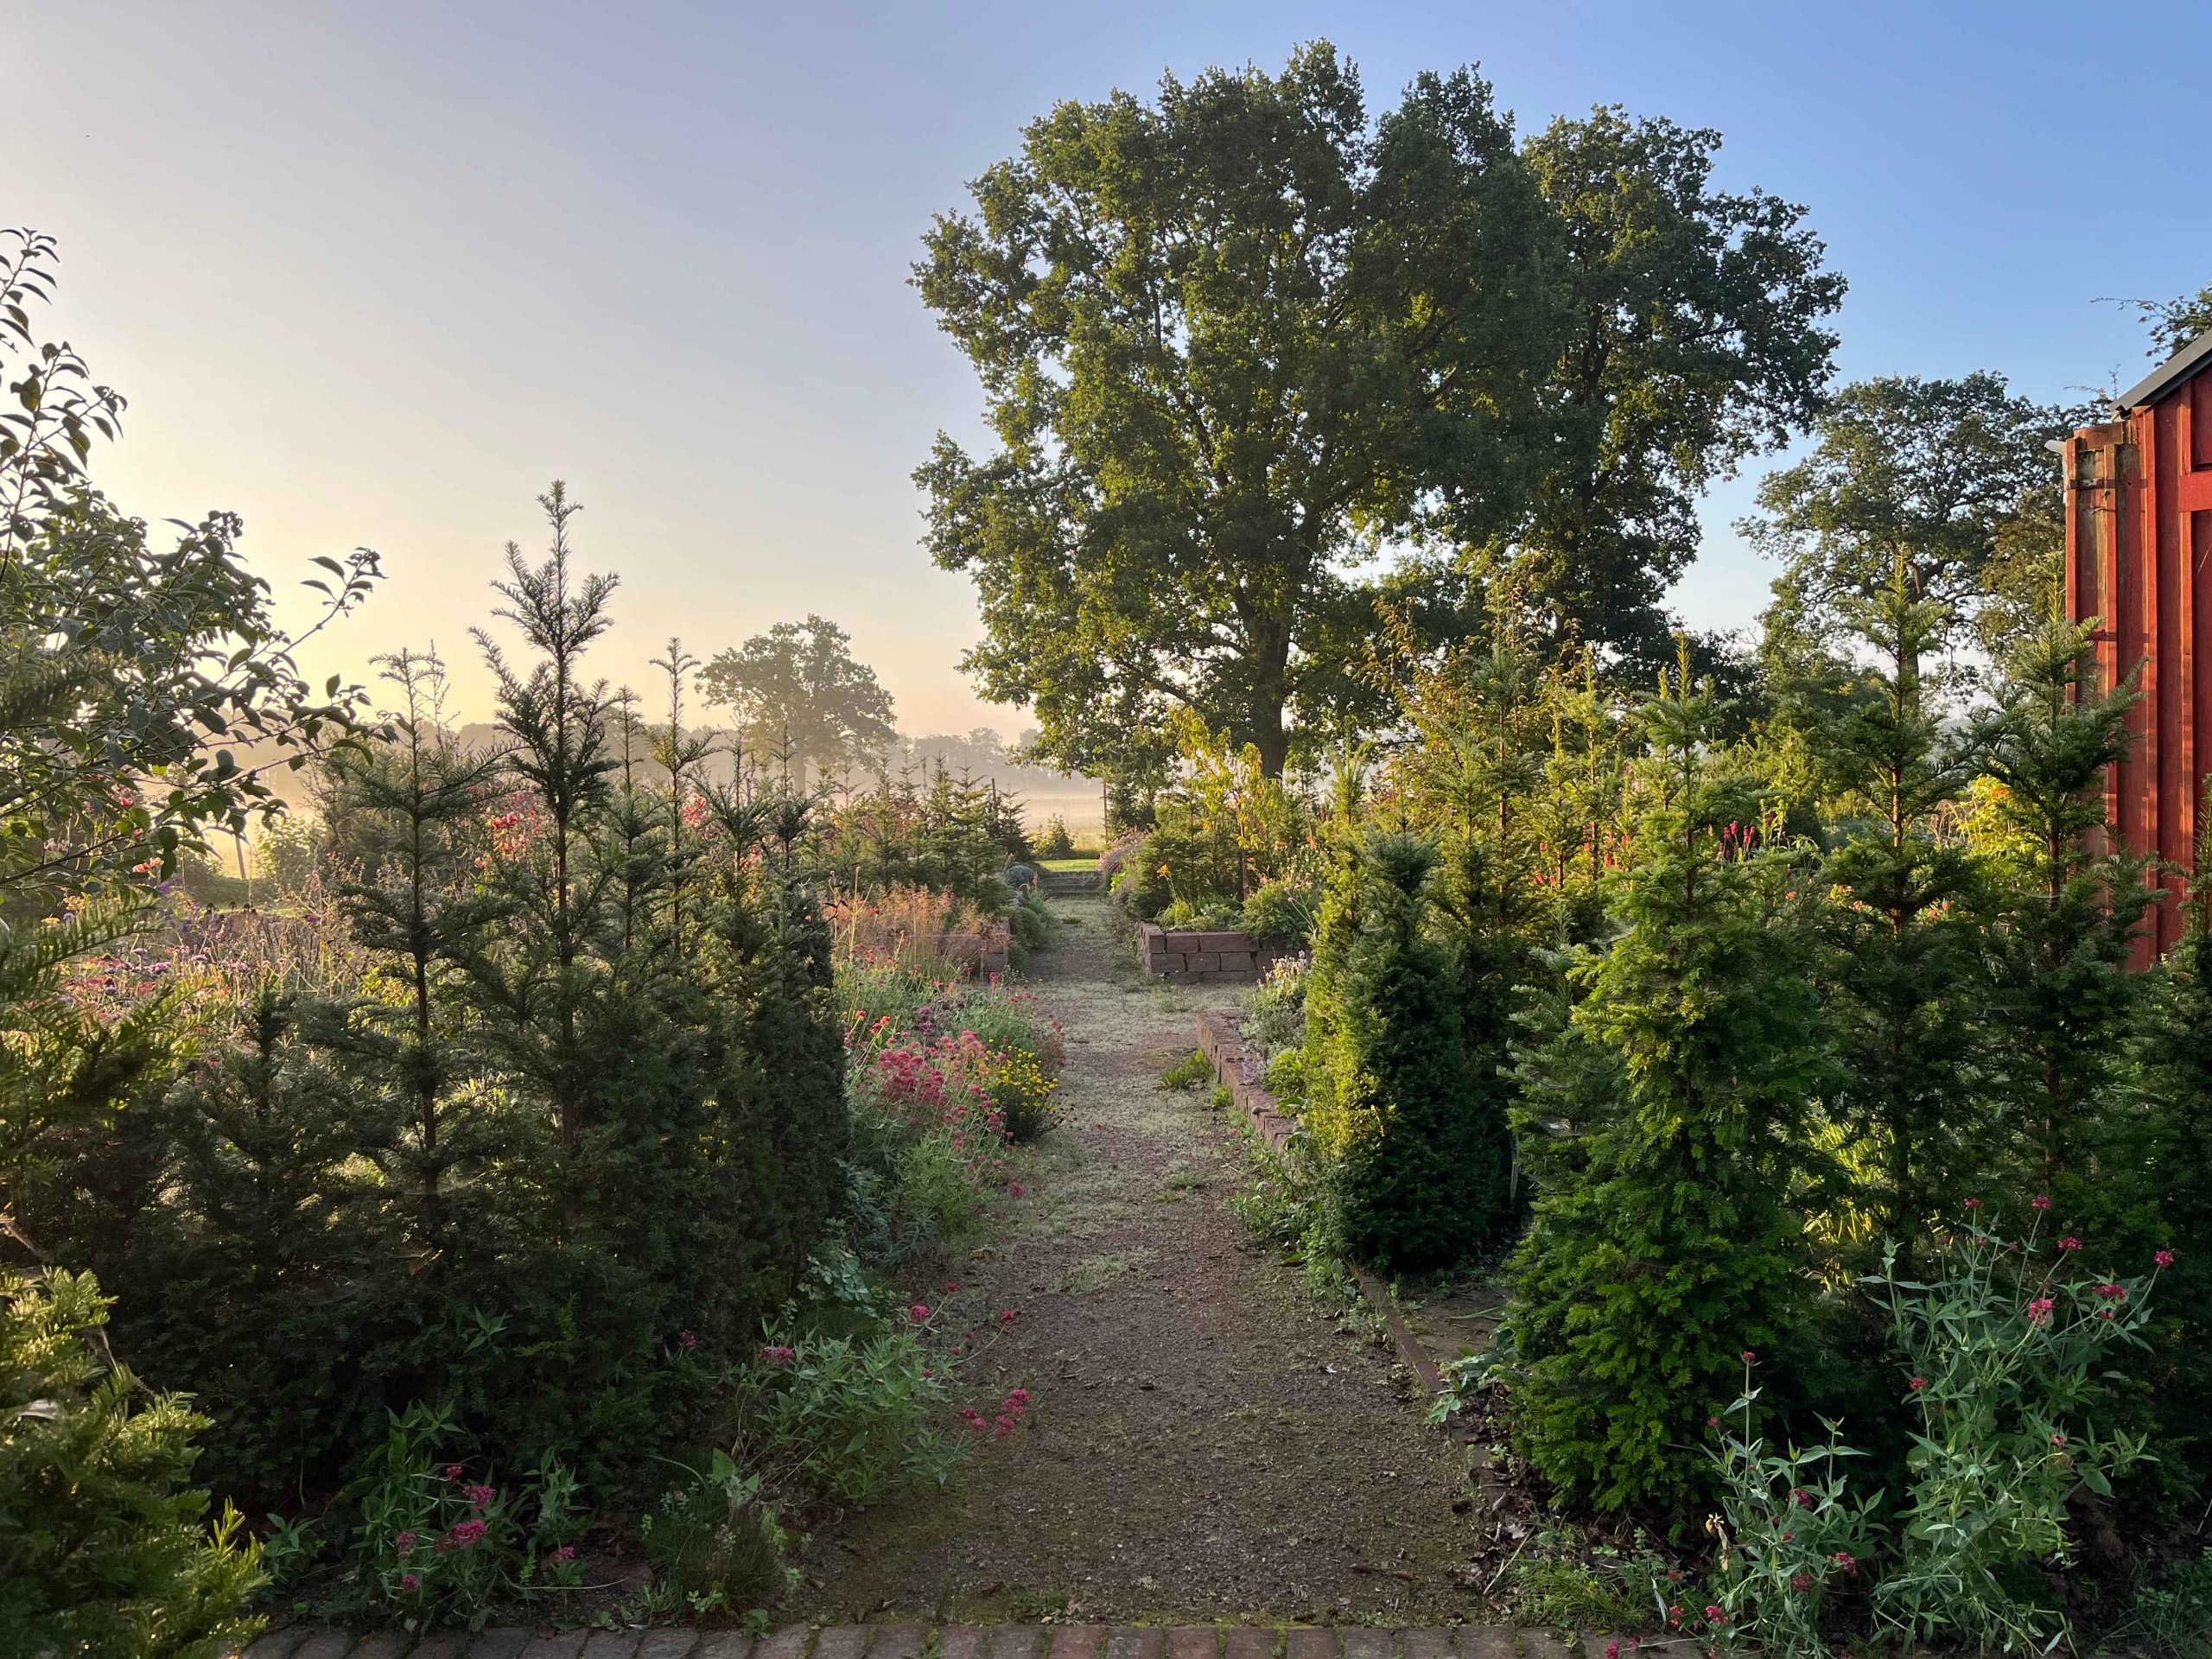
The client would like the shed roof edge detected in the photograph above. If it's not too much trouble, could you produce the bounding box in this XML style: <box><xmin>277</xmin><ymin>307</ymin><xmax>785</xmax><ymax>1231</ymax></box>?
<box><xmin>2117</xmin><ymin>325</ymin><xmax>2212</xmax><ymax>412</ymax></box>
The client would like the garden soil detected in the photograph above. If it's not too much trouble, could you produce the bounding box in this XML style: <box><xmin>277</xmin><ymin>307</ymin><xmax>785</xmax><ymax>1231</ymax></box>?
<box><xmin>787</xmin><ymin>892</ymin><xmax>1484</xmax><ymax>1627</ymax></box>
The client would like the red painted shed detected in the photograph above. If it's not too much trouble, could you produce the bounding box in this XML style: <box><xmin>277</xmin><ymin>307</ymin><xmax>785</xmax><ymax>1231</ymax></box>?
<box><xmin>2061</xmin><ymin>327</ymin><xmax>2212</xmax><ymax>961</ymax></box>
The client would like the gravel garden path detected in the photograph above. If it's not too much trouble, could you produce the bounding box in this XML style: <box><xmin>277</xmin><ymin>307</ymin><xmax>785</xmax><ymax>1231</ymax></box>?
<box><xmin>787</xmin><ymin>891</ymin><xmax>1481</xmax><ymax>1628</ymax></box>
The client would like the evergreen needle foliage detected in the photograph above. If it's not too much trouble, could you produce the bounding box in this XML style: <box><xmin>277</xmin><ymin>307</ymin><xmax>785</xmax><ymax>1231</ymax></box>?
<box><xmin>1305</xmin><ymin>831</ymin><xmax>1510</xmax><ymax>1268</ymax></box>
<box><xmin>1</xmin><ymin>1268</ymin><xmax>265</xmax><ymax>1656</ymax></box>
<box><xmin>1508</xmin><ymin>659</ymin><xmax>1825</xmax><ymax>1510</ymax></box>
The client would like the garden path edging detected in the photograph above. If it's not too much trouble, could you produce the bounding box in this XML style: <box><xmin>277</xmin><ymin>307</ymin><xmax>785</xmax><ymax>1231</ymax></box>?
<box><xmin>1192</xmin><ymin>1014</ymin><xmax>1445</xmax><ymax>1399</ymax></box>
<box><xmin>238</xmin><ymin>1622</ymin><xmax>1688</xmax><ymax>1659</ymax></box>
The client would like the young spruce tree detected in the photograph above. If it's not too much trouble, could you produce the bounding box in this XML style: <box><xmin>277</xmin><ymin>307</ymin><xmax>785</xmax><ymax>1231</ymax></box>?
<box><xmin>1810</xmin><ymin>575</ymin><xmax>1989</xmax><ymax>1270</ymax></box>
<box><xmin>1973</xmin><ymin>616</ymin><xmax>2152</xmax><ymax>1210</ymax></box>
<box><xmin>328</xmin><ymin>648</ymin><xmax>503</xmax><ymax>1240</ymax></box>
<box><xmin>1307</xmin><ymin>831</ymin><xmax>1509</xmax><ymax>1268</ymax></box>
<box><xmin>1508</xmin><ymin>658</ymin><xmax>1825</xmax><ymax>1511</ymax></box>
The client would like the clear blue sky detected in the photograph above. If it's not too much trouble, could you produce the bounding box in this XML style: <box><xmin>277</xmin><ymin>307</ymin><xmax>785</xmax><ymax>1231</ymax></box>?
<box><xmin>4</xmin><ymin>1</ymin><xmax>2206</xmax><ymax>735</ymax></box>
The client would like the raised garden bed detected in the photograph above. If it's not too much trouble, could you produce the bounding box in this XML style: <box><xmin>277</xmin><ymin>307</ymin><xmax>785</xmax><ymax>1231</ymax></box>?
<box><xmin>1135</xmin><ymin>921</ymin><xmax>1279</xmax><ymax>983</ymax></box>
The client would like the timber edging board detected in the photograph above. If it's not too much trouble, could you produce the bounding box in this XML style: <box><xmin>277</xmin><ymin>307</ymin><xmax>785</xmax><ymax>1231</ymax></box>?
<box><xmin>1137</xmin><ymin>922</ymin><xmax>1278</xmax><ymax>983</ymax></box>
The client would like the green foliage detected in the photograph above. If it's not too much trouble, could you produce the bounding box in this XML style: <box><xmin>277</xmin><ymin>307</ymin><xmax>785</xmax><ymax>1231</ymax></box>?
<box><xmin>334</xmin><ymin>1403</ymin><xmax>588</xmax><ymax>1630</ymax></box>
<box><xmin>1504</xmin><ymin>109</ymin><xmax>1843</xmax><ymax>673</ymax></box>
<box><xmin>1008</xmin><ymin>890</ymin><xmax>1054</xmax><ymax>957</ymax></box>
<box><xmin>2118</xmin><ymin>900</ymin><xmax>2212</xmax><ymax>1493</ymax></box>
<box><xmin>1033</xmin><ymin>816</ymin><xmax>1075</xmax><ymax>861</ymax></box>
<box><xmin>1261</xmin><ymin>1049</ymin><xmax>1305</xmax><ymax>1104</ymax></box>
<box><xmin>1707</xmin><ymin>1381</ymin><xmax>1885</xmax><ymax>1658</ymax></box>
<box><xmin>1793</xmin><ymin>576</ymin><xmax>1990</xmax><ymax>1268</ymax></box>
<box><xmin>917</xmin><ymin>45</ymin><xmax>1563</xmax><ymax>778</ymax></box>
<box><xmin>638</xmin><ymin>1450</ymin><xmax>797</xmax><ymax>1618</ymax></box>
<box><xmin>1506</xmin><ymin>1527</ymin><xmax>1682</xmax><ymax>1635</ymax></box>
<box><xmin>982</xmin><ymin>1046</ymin><xmax>1062</xmax><ymax>1143</ymax></box>
<box><xmin>1304</xmin><ymin>832</ymin><xmax>1510</xmax><ymax>1270</ymax></box>
<box><xmin>0</xmin><ymin>1268</ymin><xmax>265</xmax><ymax>1658</ymax></box>
<box><xmin>812</xmin><ymin>763</ymin><xmax>1026</xmax><ymax>915</ymax></box>
<box><xmin>1508</xmin><ymin>664</ymin><xmax>1823</xmax><ymax>1510</ymax></box>
<box><xmin>0</xmin><ymin>229</ymin><xmax>379</xmax><ymax>911</ymax></box>
<box><xmin>697</xmin><ymin>614</ymin><xmax>897</xmax><ymax>793</ymax></box>
<box><xmin>729</xmin><ymin>1320</ymin><xmax>967</xmax><ymax>1509</ymax></box>
<box><xmin>2118</xmin><ymin>278</ymin><xmax>2212</xmax><ymax>360</ymax></box>
<box><xmin>1751</xmin><ymin>374</ymin><xmax>2075</xmax><ymax>671</ymax></box>
<box><xmin>2114</xmin><ymin>1549</ymin><xmax>2212</xmax><ymax>1659</ymax></box>
<box><xmin>1160</xmin><ymin>1050</ymin><xmax>1211</xmax><ymax>1092</ymax></box>
<box><xmin>1867</xmin><ymin>1225</ymin><xmax>2158</xmax><ymax>1652</ymax></box>
<box><xmin>1240</xmin><ymin>876</ymin><xmax>1319</xmax><ymax>949</ymax></box>
<box><xmin>1244</xmin><ymin>955</ymin><xmax>1307</xmax><ymax>1057</ymax></box>
<box><xmin>1973</xmin><ymin>617</ymin><xmax>2153</xmax><ymax>1199</ymax></box>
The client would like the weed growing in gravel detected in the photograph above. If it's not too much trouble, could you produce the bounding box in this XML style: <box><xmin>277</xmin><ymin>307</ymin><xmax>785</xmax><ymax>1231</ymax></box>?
<box><xmin>2111</xmin><ymin>1550</ymin><xmax>2212</xmax><ymax>1657</ymax></box>
<box><xmin>1061</xmin><ymin>1250</ymin><xmax>1156</xmax><ymax>1294</ymax></box>
<box><xmin>1160</xmin><ymin>1049</ymin><xmax>1212</xmax><ymax>1090</ymax></box>
<box><xmin>1507</xmin><ymin>1526</ymin><xmax>1686</xmax><ymax>1634</ymax></box>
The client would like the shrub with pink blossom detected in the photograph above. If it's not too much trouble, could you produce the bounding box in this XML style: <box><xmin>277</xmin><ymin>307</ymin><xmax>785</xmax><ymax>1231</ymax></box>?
<box><xmin>341</xmin><ymin>1403</ymin><xmax>588</xmax><ymax>1630</ymax></box>
<box><xmin>1866</xmin><ymin>1217</ymin><xmax>2160</xmax><ymax>1650</ymax></box>
<box><xmin>728</xmin><ymin>1319</ymin><xmax>967</xmax><ymax>1509</ymax></box>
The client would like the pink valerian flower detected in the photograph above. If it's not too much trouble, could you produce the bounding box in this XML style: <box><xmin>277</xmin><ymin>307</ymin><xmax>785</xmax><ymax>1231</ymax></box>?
<box><xmin>2095</xmin><ymin>1282</ymin><xmax>2127</xmax><ymax>1301</ymax></box>
<box><xmin>449</xmin><ymin>1519</ymin><xmax>486</xmax><ymax>1548</ymax></box>
<box><xmin>909</xmin><ymin>1304</ymin><xmax>931</xmax><ymax>1325</ymax></box>
<box><xmin>1834</xmin><ymin>1552</ymin><xmax>1857</xmax><ymax>1573</ymax></box>
<box><xmin>1964</xmin><ymin>1198</ymin><xmax>1984</xmax><ymax>1211</ymax></box>
<box><xmin>2031</xmin><ymin>1195</ymin><xmax>2053</xmax><ymax>1211</ymax></box>
<box><xmin>550</xmin><ymin>1545</ymin><xmax>576</xmax><ymax>1563</ymax></box>
<box><xmin>946</xmin><ymin>1281</ymin><xmax>958</xmax><ymax>1294</ymax></box>
<box><xmin>1704</xmin><ymin>1606</ymin><xmax>1726</xmax><ymax>1624</ymax></box>
<box><xmin>1790</xmin><ymin>1573</ymin><xmax>1812</xmax><ymax>1592</ymax></box>
<box><xmin>400</xmin><ymin>1573</ymin><xmax>420</xmax><ymax>1593</ymax></box>
<box><xmin>677</xmin><ymin>1330</ymin><xmax>698</xmax><ymax>1350</ymax></box>
<box><xmin>1790</xmin><ymin>1488</ymin><xmax>1815</xmax><ymax>1509</ymax></box>
<box><xmin>2028</xmin><ymin>1297</ymin><xmax>2055</xmax><ymax>1324</ymax></box>
<box><xmin>1607</xmin><ymin>1642</ymin><xmax>1622</xmax><ymax>1659</ymax></box>
<box><xmin>2156</xmin><ymin>1249</ymin><xmax>2176</xmax><ymax>1268</ymax></box>
<box><xmin>2097</xmin><ymin>1308</ymin><xmax>2116</xmax><ymax>1321</ymax></box>
<box><xmin>392</xmin><ymin>1530</ymin><xmax>419</xmax><ymax>1554</ymax></box>
<box><xmin>1909</xmin><ymin>1376</ymin><xmax>1927</xmax><ymax>1391</ymax></box>
<box><xmin>442</xmin><ymin>1463</ymin><xmax>465</xmax><ymax>1480</ymax></box>
<box><xmin>2051</xmin><ymin>1432</ymin><xmax>2069</xmax><ymax>1447</ymax></box>
<box><xmin>1741</xmin><ymin>1350</ymin><xmax>1757</xmax><ymax>1364</ymax></box>
<box><xmin>1008</xmin><ymin>1182</ymin><xmax>1025</xmax><ymax>1198</ymax></box>
<box><xmin>759</xmin><ymin>1344</ymin><xmax>796</xmax><ymax>1368</ymax></box>
<box><xmin>2059</xmin><ymin>1236</ymin><xmax>2082</xmax><ymax>1252</ymax></box>
<box><xmin>464</xmin><ymin>1483</ymin><xmax>496</xmax><ymax>1510</ymax></box>
<box><xmin>1001</xmin><ymin>1309</ymin><xmax>1016</xmax><ymax>1324</ymax></box>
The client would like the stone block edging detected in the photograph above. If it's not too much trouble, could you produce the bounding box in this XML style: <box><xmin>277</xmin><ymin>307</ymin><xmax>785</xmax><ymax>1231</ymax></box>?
<box><xmin>1135</xmin><ymin>922</ymin><xmax>1279</xmax><ymax>984</ymax></box>
<box><xmin>238</xmin><ymin>1625</ymin><xmax>1681</xmax><ymax>1659</ymax></box>
<box><xmin>1193</xmin><ymin>1014</ymin><xmax>1443</xmax><ymax>1399</ymax></box>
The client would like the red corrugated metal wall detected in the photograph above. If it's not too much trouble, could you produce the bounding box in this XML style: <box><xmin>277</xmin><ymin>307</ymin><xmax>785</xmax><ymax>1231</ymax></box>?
<box><xmin>2063</xmin><ymin>366</ymin><xmax>2212</xmax><ymax>964</ymax></box>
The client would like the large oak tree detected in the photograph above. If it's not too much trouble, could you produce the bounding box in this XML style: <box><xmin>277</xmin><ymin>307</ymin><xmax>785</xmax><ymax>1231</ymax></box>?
<box><xmin>1489</xmin><ymin>108</ymin><xmax>1846</xmax><ymax>673</ymax></box>
<box><xmin>1746</xmin><ymin>373</ymin><xmax>2079</xmax><ymax>679</ymax></box>
<box><xmin>914</xmin><ymin>45</ymin><xmax>1566</xmax><ymax>778</ymax></box>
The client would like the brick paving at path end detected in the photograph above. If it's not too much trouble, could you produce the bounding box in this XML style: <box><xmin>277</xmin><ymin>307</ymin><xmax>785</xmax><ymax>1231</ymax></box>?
<box><xmin>241</xmin><ymin>1626</ymin><xmax>1671</xmax><ymax>1659</ymax></box>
